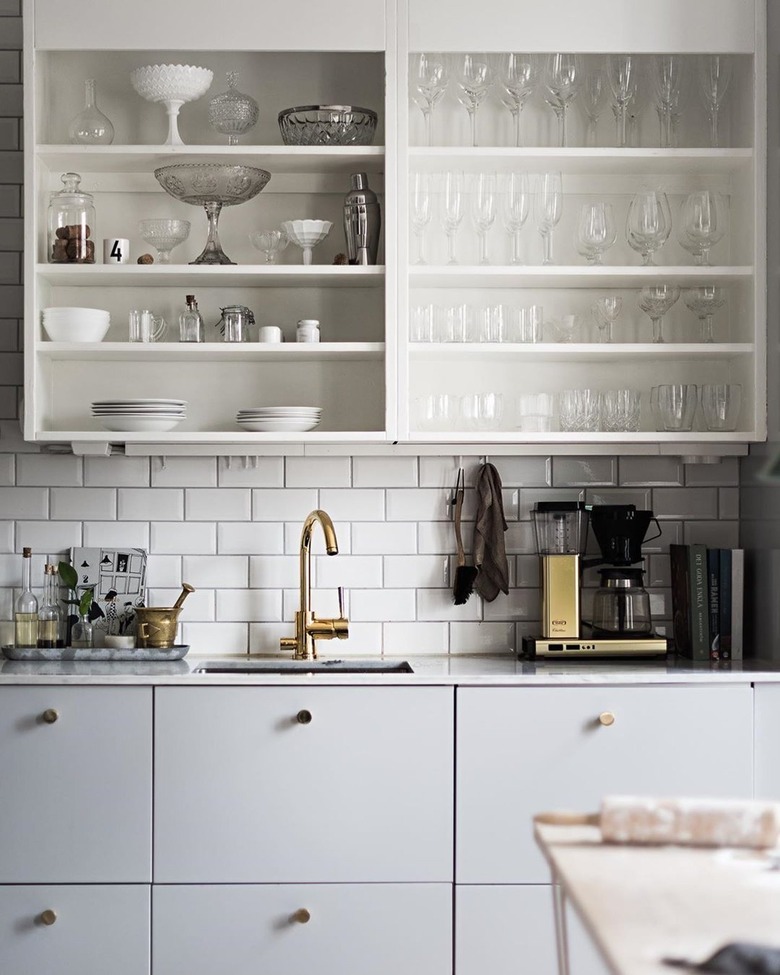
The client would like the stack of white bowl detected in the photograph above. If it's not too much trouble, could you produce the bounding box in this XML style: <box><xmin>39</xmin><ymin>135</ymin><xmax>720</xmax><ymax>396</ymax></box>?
<box><xmin>92</xmin><ymin>398</ymin><xmax>187</xmax><ymax>433</ymax></box>
<box><xmin>236</xmin><ymin>406</ymin><xmax>322</xmax><ymax>433</ymax></box>
<box><xmin>42</xmin><ymin>307</ymin><xmax>111</xmax><ymax>342</ymax></box>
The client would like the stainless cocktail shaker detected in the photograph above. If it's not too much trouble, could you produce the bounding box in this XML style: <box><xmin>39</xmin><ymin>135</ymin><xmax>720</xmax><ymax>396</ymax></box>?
<box><xmin>343</xmin><ymin>172</ymin><xmax>381</xmax><ymax>265</ymax></box>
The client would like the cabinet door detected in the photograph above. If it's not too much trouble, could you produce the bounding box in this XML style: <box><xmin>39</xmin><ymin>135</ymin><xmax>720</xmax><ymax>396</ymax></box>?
<box><xmin>456</xmin><ymin>685</ymin><xmax>753</xmax><ymax>884</ymax></box>
<box><xmin>0</xmin><ymin>884</ymin><xmax>150</xmax><ymax>975</ymax></box>
<box><xmin>0</xmin><ymin>687</ymin><xmax>152</xmax><ymax>883</ymax></box>
<box><xmin>754</xmin><ymin>684</ymin><xmax>780</xmax><ymax>798</ymax></box>
<box><xmin>153</xmin><ymin>883</ymin><xmax>452</xmax><ymax>975</ymax></box>
<box><xmin>154</xmin><ymin>686</ymin><xmax>454</xmax><ymax>882</ymax></box>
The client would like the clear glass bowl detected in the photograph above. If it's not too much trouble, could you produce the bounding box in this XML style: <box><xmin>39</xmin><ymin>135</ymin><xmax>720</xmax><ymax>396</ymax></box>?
<box><xmin>138</xmin><ymin>218</ymin><xmax>191</xmax><ymax>264</ymax></box>
<box><xmin>278</xmin><ymin>105</ymin><xmax>378</xmax><ymax>146</ymax></box>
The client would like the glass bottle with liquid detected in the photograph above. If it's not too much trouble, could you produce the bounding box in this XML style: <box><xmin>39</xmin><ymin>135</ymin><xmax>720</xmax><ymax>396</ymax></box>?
<box><xmin>37</xmin><ymin>563</ymin><xmax>63</xmax><ymax>648</ymax></box>
<box><xmin>179</xmin><ymin>294</ymin><xmax>204</xmax><ymax>342</ymax></box>
<box><xmin>14</xmin><ymin>547</ymin><xmax>38</xmax><ymax>648</ymax></box>
<box><xmin>71</xmin><ymin>613</ymin><xmax>93</xmax><ymax>649</ymax></box>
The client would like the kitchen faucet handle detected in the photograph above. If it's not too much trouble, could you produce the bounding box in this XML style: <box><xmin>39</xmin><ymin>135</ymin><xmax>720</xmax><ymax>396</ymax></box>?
<box><xmin>337</xmin><ymin>585</ymin><xmax>346</xmax><ymax>620</ymax></box>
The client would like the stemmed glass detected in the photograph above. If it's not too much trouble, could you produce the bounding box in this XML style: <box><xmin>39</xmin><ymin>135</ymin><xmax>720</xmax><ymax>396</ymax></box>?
<box><xmin>534</xmin><ymin>172</ymin><xmax>562</xmax><ymax>265</ymax></box>
<box><xmin>607</xmin><ymin>54</ymin><xmax>638</xmax><ymax>148</ymax></box>
<box><xmin>653</xmin><ymin>54</ymin><xmax>686</xmax><ymax>148</ymax></box>
<box><xmin>543</xmin><ymin>54</ymin><xmax>580</xmax><ymax>147</ymax></box>
<box><xmin>638</xmin><ymin>285</ymin><xmax>681</xmax><ymax>343</ymax></box>
<box><xmin>471</xmin><ymin>172</ymin><xmax>497</xmax><ymax>266</ymax></box>
<box><xmin>580</xmin><ymin>58</ymin><xmax>609</xmax><ymax>147</ymax></box>
<box><xmin>410</xmin><ymin>172</ymin><xmax>432</xmax><ymax>265</ymax></box>
<box><xmin>439</xmin><ymin>170</ymin><xmax>464</xmax><ymax>265</ymax></box>
<box><xmin>454</xmin><ymin>53</ymin><xmax>493</xmax><ymax>147</ymax></box>
<box><xmin>626</xmin><ymin>189</ymin><xmax>672</xmax><ymax>265</ymax></box>
<box><xmin>411</xmin><ymin>53</ymin><xmax>449</xmax><ymax>146</ymax></box>
<box><xmin>576</xmin><ymin>202</ymin><xmax>617</xmax><ymax>265</ymax></box>
<box><xmin>592</xmin><ymin>295</ymin><xmax>623</xmax><ymax>343</ymax></box>
<box><xmin>683</xmin><ymin>286</ymin><xmax>726</xmax><ymax>343</ymax></box>
<box><xmin>698</xmin><ymin>55</ymin><xmax>732</xmax><ymax>148</ymax></box>
<box><xmin>500</xmin><ymin>172</ymin><xmax>529</xmax><ymax>265</ymax></box>
<box><xmin>678</xmin><ymin>190</ymin><xmax>725</xmax><ymax>266</ymax></box>
<box><xmin>496</xmin><ymin>53</ymin><xmax>537</xmax><ymax>147</ymax></box>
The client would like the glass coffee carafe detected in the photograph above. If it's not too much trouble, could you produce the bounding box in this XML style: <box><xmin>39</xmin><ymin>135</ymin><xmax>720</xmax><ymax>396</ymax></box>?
<box><xmin>591</xmin><ymin>567</ymin><xmax>652</xmax><ymax>637</ymax></box>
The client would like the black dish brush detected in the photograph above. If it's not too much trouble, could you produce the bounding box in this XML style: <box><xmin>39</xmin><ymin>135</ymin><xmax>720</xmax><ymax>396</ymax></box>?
<box><xmin>452</xmin><ymin>469</ymin><xmax>478</xmax><ymax>604</ymax></box>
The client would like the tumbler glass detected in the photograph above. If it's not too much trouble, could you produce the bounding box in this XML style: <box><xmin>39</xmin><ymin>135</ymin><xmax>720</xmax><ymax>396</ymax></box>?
<box><xmin>600</xmin><ymin>389</ymin><xmax>641</xmax><ymax>432</ymax></box>
<box><xmin>559</xmin><ymin>388</ymin><xmax>601</xmax><ymax>432</ymax></box>
<box><xmin>650</xmin><ymin>383</ymin><xmax>697</xmax><ymax>431</ymax></box>
<box><xmin>700</xmin><ymin>383</ymin><xmax>742</xmax><ymax>431</ymax></box>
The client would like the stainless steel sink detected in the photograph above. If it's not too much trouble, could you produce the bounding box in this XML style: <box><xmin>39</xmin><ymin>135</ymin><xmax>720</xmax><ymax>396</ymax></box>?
<box><xmin>193</xmin><ymin>659</ymin><xmax>414</xmax><ymax>675</ymax></box>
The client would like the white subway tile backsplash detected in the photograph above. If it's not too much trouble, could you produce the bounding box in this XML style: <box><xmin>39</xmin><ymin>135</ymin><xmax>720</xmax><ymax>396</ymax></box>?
<box><xmin>216</xmin><ymin>589</ymin><xmax>283</xmax><ymax>623</ymax></box>
<box><xmin>319</xmin><ymin>488</ymin><xmax>384</xmax><ymax>521</ymax></box>
<box><xmin>383</xmin><ymin>620</ymin><xmax>448</xmax><ymax>654</ymax></box>
<box><xmin>249</xmin><ymin>555</ymin><xmax>300</xmax><ymax>589</ymax></box>
<box><xmin>219</xmin><ymin>456</ymin><xmax>284</xmax><ymax>487</ymax></box>
<box><xmin>352</xmin><ymin>522</ymin><xmax>416</xmax><ymax>554</ymax></box>
<box><xmin>51</xmin><ymin>488</ymin><xmax>116</xmax><ymax>521</ymax></box>
<box><xmin>16</xmin><ymin>453</ymin><xmax>79</xmax><ymax>487</ymax></box>
<box><xmin>150</xmin><ymin>587</ymin><xmax>215</xmax><ymax>621</ymax></box>
<box><xmin>119</xmin><ymin>489</ymin><xmax>183</xmax><ymax>521</ymax></box>
<box><xmin>285</xmin><ymin>456</ymin><xmax>350</xmax><ymax>488</ymax></box>
<box><xmin>316</xmin><ymin>554</ymin><xmax>383</xmax><ymax>589</ymax></box>
<box><xmin>417</xmin><ymin>588</ymin><xmax>481</xmax><ymax>622</ymax></box>
<box><xmin>450</xmin><ymin>621</ymin><xmax>515</xmax><ymax>654</ymax></box>
<box><xmin>504</xmin><ymin>522</ymin><xmax>536</xmax><ymax>555</ymax></box>
<box><xmin>493</xmin><ymin>456</ymin><xmax>551</xmax><ymax>487</ymax></box>
<box><xmin>146</xmin><ymin>555</ymin><xmax>184</xmax><ymax>588</ymax></box>
<box><xmin>418</xmin><ymin>521</ymin><xmax>460</xmax><ymax>555</ymax></box>
<box><xmin>652</xmin><ymin>488</ymin><xmax>719</xmax><ymax>520</ymax></box>
<box><xmin>387</xmin><ymin>488</ymin><xmax>450</xmax><ymax>521</ymax></box>
<box><xmin>350</xmin><ymin>588</ymin><xmax>416</xmax><ymax>622</ymax></box>
<box><xmin>187</xmin><ymin>488</ymin><xmax>251</xmax><ymax>521</ymax></box>
<box><xmin>182</xmin><ymin>555</ymin><xmax>248</xmax><ymax>588</ymax></box>
<box><xmin>684</xmin><ymin>457</ymin><xmax>739</xmax><ymax>486</ymax></box>
<box><xmin>85</xmin><ymin>456</ymin><xmax>149</xmax><ymax>487</ymax></box>
<box><xmin>620</xmin><ymin>456</ymin><xmax>683</xmax><ymax>487</ymax></box>
<box><xmin>252</xmin><ymin>488</ymin><xmax>318</xmax><ymax>521</ymax></box>
<box><xmin>586</xmin><ymin>488</ymin><xmax>652</xmax><ymax>509</ymax></box>
<box><xmin>151</xmin><ymin>457</ymin><xmax>217</xmax><ymax>488</ymax></box>
<box><xmin>284</xmin><ymin>521</ymin><xmax>352</xmax><ymax>555</ymax></box>
<box><xmin>282</xmin><ymin>587</ymin><xmax>344</xmax><ymax>622</ymax></box>
<box><xmin>0</xmin><ymin>486</ymin><xmax>47</xmax><ymax>518</ymax></box>
<box><xmin>249</xmin><ymin>622</ymin><xmax>295</xmax><ymax>653</ymax></box>
<box><xmin>552</xmin><ymin>457</ymin><xmax>616</xmax><ymax>487</ymax></box>
<box><xmin>419</xmin><ymin>457</ymin><xmax>473</xmax><ymax>488</ymax></box>
<box><xmin>152</xmin><ymin>522</ymin><xmax>216</xmax><ymax>555</ymax></box>
<box><xmin>0</xmin><ymin>553</ymin><xmax>21</xmax><ymax>586</ymax></box>
<box><xmin>0</xmin><ymin>520</ymin><xmax>13</xmax><ymax>552</ymax></box>
<box><xmin>0</xmin><ymin>586</ymin><xmax>13</xmax><ymax>621</ymax></box>
<box><xmin>384</xmin><ymin>554</ymin><xmax>449</xmax><ymax>589</ymax></box>
<box><xmin>181</xmin><ymin>621</ymin><xmax>248</xmax><ymax>656</ymax></box>
<box><xmin>353</xmin><ymin>456</ymin><xmax>418</xmax><ymax>488</ymax></box>
<box><xmin>83</xmin><ymin>521</ymin><xmax>149</xmax><ymax>549</ymax></box>
<box><xmin>16</xmin><ymin>520</ymin><xmax>81</xmax><ymax>554</ymax></box>
<box><xmin>516</xmin><ymin>554</ymin><xmax>539</xmax><ymax>587</ymax></box>
<box><xmin>337</xmin><ymin>621</ymin><xmax>383</xmax><ymax>655</ymax></box>
<box><xmin>483</xmin><ymin>587</ymin><xmax>540</xmax><ymax>622</ymax></box>
<box><xmin>720</xmin><ymin>487</ymin><xmax>739</xmax><ymax>520</ymax></box>
<box><xmin>683</xmin><ymin>521</ymin><xmax>740</xmax><ymax>548</ymax></box>
<box><xmin>218</xmin><ymin>522</ymin><xmax>284</xmax><ymax>555</ymax></box>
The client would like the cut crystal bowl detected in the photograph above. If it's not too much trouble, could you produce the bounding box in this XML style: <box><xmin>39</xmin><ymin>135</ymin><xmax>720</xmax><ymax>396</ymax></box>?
<box><xmin>278</xmin><ymin>105</ymin><xmax>378</xmax><ymax>146</ymax></box>
<box><xmin>138</xmin><ymin>218</ymin><xmax>191</xmax><ymax>264</ymax></box>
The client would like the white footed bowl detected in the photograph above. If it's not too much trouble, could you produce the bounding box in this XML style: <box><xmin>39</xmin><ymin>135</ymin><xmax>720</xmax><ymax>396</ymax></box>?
<box><xmin>131</xmin><ymin>64</ymin><xmax>213</xmax><ymax>104</ymax></box>
<box><xmin>281</xmin><ymin>219</ymin><xmax>333</xmax><ymax>248</ymax></box>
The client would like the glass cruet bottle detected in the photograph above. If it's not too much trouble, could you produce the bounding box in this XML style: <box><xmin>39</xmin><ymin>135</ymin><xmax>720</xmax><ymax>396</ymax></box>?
<box><xmin>48</xmin><ymin>172</ymin><xmax>96</xmax><ymax>264</ymax></box>
<box><xmin>68</xmin><ymin>79</ymin><xmax>115</xmax><ymax>145</ymax></box>
<box><xmin>179</xmin><ymin>294</ymin><xmax>204</xmax><ymax>342</ymax></box>
<box><xmin>14</xmin><ymin>547</ymin><xmax>38</xmax><ymax>648</ymax></box>
<box><xmin>37</xmin><ymin>563</ymin><xmax>62</xmax><ymax>649</ymax></box>
<box><xmin>208</xmin><ymin>71</ymin><xmax>259</xmax><ymax>145</ymax></box>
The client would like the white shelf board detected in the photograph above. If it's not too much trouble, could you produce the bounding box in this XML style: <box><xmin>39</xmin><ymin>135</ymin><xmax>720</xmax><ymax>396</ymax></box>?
<box><xmin>37</xmin><ymin>264</ymin><xmax>386</xmax><ymax>288</ymax></box>
<box><xmin>408</xmin><ymin>342</ymin><xmax>753</xmax><ymax>362</ymax></box>
<box><xmin>36</xmin><ymin>430</ymin><xmax>387</xmax><ymax>444</ymax></box>
<box><xmin>408</xmin><ymin>431</ymin><xmax>755</xmax><ymax>443</ymax></box>
<box><xmin>37</xmin><ymin>342</ymin><xmax>385</xmax><ymax>362</ymax></box>
<box><xmin>409</xmin><ymin>266</ymin><xmax>753</xmax><ymax>288</ymax></box>
<box><xmin>37</xmin><ymin>144</ymin><xmax>386</xmax><ymax>175</ymax></box>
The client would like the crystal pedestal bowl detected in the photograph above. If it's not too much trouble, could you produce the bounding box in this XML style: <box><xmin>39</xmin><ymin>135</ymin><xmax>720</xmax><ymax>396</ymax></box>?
<box><xmin>154</xmin><ymin>164</ymin><xmax>271</xmax><ymax>265</ymax></box>
<box><xmin>131</xmin><ymin>64</ymin><xmax>213</xmax><ymax>146</ymax></box>
<box><xmin>138</xmin><ymin>218</ymin><xmax>191</xmax><ymax>264</ymax></box>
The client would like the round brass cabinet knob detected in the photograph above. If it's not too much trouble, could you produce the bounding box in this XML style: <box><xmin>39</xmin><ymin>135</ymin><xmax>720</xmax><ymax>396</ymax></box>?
<box><xmin>291</xmin><ymin>908</ymin><xmax>311</xmax><ymax>924</ymax></box>
<box><xmin>296</xmin><ymin>709</ymin><xmax>312</xmax><ymax>725</ymax></box>
<box><xmin>41</xmin><ymin>709</ymin><xmax>59</xmax><ymax>724</ymax></box>
<box><xmin>39</xmin><ymin>909</ymin><xmax>57</xmax><ymax>926</ymax></box>
<box><xmin>598</xmin><ymin>711</ymin><xmax>616</xmax><ymax>727</ymax></box>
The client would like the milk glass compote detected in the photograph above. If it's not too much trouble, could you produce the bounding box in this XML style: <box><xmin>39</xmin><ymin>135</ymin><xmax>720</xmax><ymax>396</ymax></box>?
<box><xmin>454</xmin><ymin>54</ymin><xmax>493</xmax><ymax>147</ymax></box>
<box><xmin>543</xmin><ymin>54</ymin><xmax>580</xmax><ymax>147</ymax></box>
<box><xmin>496</xmin><ymin>53</ymin><xmax>537</xmax><ymax>147</ymax></box>
<box><xmin>639</xmin><ymin>284</ymin><xmax>681</xmax><ymax>343</ymax></box>
<box><xmin>683</xmin><ymin>286</ymin><xmax>726</xmax><ymax>343</ymax></box>
<box><xmin>439</xmin><ymin>170</ymin><xmax>464</xmax><ymax>265</ymax></box>
<box><xmin>626</xmin><ymin>189</ymin><xmax>672</xmax><ymax>265</ymax></box>
<box><xmin>534</xmin><ymin>172</ymin><xmax>563</xmax><ymax>265</ymax></box>
<box><xmin>411</xmin><ymin>53</ymin><xmax>449</xmax><ymax>146</ymax></box>
<box><xmin>500</xmin><ymin>172</ymin><xmax>529</xmax><ymax>265</ymax></box>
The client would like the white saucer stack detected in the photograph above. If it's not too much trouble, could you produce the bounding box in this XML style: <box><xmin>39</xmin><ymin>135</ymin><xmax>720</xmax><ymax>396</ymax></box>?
<box><xmin>236</xmin><ymin>406</ymin><xmax>322</xmax><ymax>433</ymax></box>
<box><xmin>92</xmin><ymin>398</ymin><xmax>188</xmax><ymax>433</ymax></box>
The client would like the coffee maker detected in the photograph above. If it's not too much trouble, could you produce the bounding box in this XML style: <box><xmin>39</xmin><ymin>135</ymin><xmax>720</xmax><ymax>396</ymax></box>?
<box><xmin>523</xmin><ymin>502</ymin><xmax>668</xmax><ymax>658</ymax></box>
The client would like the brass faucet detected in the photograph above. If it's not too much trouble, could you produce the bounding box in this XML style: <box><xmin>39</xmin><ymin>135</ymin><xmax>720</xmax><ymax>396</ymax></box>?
<box><xmin>280</xmin><ymin>509</ymin><xmax>349</xmax><ymax>660</ymax></box>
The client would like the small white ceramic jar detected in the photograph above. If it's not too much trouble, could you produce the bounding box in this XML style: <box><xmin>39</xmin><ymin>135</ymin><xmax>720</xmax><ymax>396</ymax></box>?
<box><xmin>296</xmin><ymin>319</ymin><xmax>320</xmax><ymax>342</ymax></box>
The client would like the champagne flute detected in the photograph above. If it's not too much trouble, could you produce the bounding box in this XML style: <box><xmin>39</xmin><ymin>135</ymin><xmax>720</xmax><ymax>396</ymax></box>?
<box><xmin>653</xmin><ymin>54</ymin><xmax>686</xmax><ymax>148</ymax></box>
<box><xmin>410</xmin><ymin>172</ymin><xmax>432</xmax><ymax>265</ymax></box>
<box><xmin>500</xmin><ymin>171</ymin><xmax>529</xmax><ymax>265</ymax></box>
<box><xmin>638</xmin><ymin>284</ymin><xmax>681</xmax><ymax>343</ymax></box>
<box><xmin>580</xmin><ymin>57</ymin><xmax>608</xmax><ymax>147</ymax></box>
<box><xmin>575</xmin><ymin>201</ymin><xmax>617</xmax><ymax>265</ymax></box>
<box><xmin>534</xmin><ymin>171</ymin><xmax>562</xmax><ymax>266</ymax></box>
<box><xmin>440</xmin><ymin>170</ymin><xmax>464</xmax><ymax>265</ymax></box>
<box><xmin>471</xmin><ymin>172</ymin><xmax>497</xmax><ymax>266</ymax></box>
<box><xmin>592</xmin><ymin>295</ymin><xmax>622</xmax><ymax>343</ymax></box>
<box><xmin>683</xmin><ymin>286</ymin><xmax>726</xmax><ymax>343</ymax></box>
<box><xmin>698</xmin><ymin>54</ymin><xmax>732</xmax><ymax>148</ymax></box>
<box><xmin>626</xmin><ymin>189</ymin><xmax>671</xmax><ymax>265</ymax></box>
<box><xmin>496</xmin><ymin>53</ymin><xmax>537</xmax><ymax>147</ymax></box>
<box><xmin>411</xmin><ymin>53</ymin><xmax>449</xmax><ymax>146</ymax></box>
<box><xmin>607</xmin><ymin>53</ymin><xmax>638</xmax><ymax>147</ymax></box>
<box><xmin>678</xmin><ymin>189</ymin><xmax>725</xmax><ymax>266</ymax></box>
<box><xmin>454</xmin><ymin>53</ymin><xmax>493</xmax><ymax>147</ymax></box>
<box><xmin>543</xmin><ymin>54</ymin><xmax>580</xmax><ymax>147</ymax></box>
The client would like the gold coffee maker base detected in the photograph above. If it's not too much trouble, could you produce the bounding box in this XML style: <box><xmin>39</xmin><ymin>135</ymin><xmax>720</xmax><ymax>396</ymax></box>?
<box><xmin>523</xmin><ymin>636</ymin><xmax>669</xmax><ymax>659</ymax></box>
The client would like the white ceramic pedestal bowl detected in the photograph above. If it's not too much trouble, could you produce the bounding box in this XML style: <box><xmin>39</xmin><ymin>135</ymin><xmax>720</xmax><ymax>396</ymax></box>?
<box><xmin>281</xmin><ymin>219</ymin><xmax>333</xmax><ymax>266</ymax></box>
<box><xmin>131</xmin><ymin>64</ymin><xmax>213</xmax><ymax>145</ymax></box>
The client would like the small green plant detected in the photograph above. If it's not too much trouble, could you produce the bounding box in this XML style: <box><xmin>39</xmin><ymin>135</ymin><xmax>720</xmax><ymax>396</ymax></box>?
<box><xmin>58</xmin><ymin>561</ymin><xmax>94</xmax><ymax>622</ymax></box>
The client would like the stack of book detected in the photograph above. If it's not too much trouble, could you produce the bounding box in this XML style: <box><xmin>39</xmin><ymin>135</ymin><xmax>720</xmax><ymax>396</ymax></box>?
<box><xmin>669</xmin><ymin>544</ymin><xmax>744</xmax><ymax>661</ymax></box>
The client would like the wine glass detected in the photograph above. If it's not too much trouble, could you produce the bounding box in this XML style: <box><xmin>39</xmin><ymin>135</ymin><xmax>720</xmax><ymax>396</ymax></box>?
<box><xmin>576</xmin><ymin>202</ymin><xmax>617</xmax><ymax>265</ymax></box>
<box><xmin>683</xmin><ymin>286</ymin><xmax>726</xmax><ymax>343</ymax></box>
<box><xmin>698</xmin><ymin>55</ymin><xmax>732</xmax><ymax>148</ymax></box>
<box><xmin>454</xmin><ymin>53</ymin><xmax>493</xmax><ymax>147</ymax></box>
<box><xmin>439</xmin><ymin>170</ymin><xmax>464</xmax><ymax>265</ymax></box>
<box><xmin>678</xmin><ymin>190</ymin><xmax>725</xmax><ymax>266</ymax></box>
<box><xmin>500</xmin><ymin>172</ymin><xmax>529</xmax><ymax>265</ymax></box>
<box><xmin>626</xmin><ymin>189</ymin><xmax>672</xmax><ymax>265</ymax></box>
<box><xmin>543</xmin><ymin>54</ymin><xmax>580</xmax><ymax>147</ymax></box>
<box><xmin>411</xmin><ymin>53</ymin><xmax>449</xmax><ymax>146</ymax></box>
<box><xmin>638</xmin><ymin>285</ymin><xmax>681</xmax><ymax>343</ymax></box>
<box><xmin>410</xmin><ymin>172</ymin><xmax>432</xmax><ymax>265</ymax></box>
<box><xmin>496</xmin><ymin>53</ymin><xmax>537</xmax><ymax>147</ymax></box>
<box><xmin>653</xmin><ymin>54</ymin><xmax>686</xmax><ymax>148</ymax></box>
<box><xmin>592</xmin><ymin>295</ymin><xmax>623</xmax><ymax>343</ymax></box>
<box><xmin>534</xmin><ymin>172</ymin><xmax>562</xmax><ymax>265</ymax></box>
<box><xmin>580</xmin><ymin>58</ymin><xmax>608</xmax><ymax>147</ymax></box>
<box><xmin>607</xmin><ymin>54</ymin><xmax>638</xmax><ymax>148</ymax></box>
<box><xmin>248</xmin><ymin>229</ymin><xmax>289</xmax><ymax>264</ymax></box>
<box><xmin>471</xmin><ymin>172</ymin><xmax>497</xmax><ymax>266</ymax></box>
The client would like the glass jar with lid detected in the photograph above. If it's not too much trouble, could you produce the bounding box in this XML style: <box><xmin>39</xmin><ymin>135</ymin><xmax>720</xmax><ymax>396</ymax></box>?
<box><xmin>47</xmin><ymin>172</ymin><xmax>96</xmax><ymax>264</ymax></box>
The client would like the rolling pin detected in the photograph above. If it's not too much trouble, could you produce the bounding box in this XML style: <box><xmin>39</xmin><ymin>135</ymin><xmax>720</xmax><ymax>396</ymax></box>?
<box><xmin>535</xmin><ymin>796</ymin><xmax>780</xmax><ymax>849</ymax></box>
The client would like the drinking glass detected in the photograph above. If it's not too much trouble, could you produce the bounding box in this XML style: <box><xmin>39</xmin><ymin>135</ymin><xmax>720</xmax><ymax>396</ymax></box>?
<box><xmin>600</xmin><ymin>389</ymin><xmax>641</xmax><ymax>432</ymax></box>
<box><xmin>512</xmin><ymin>304</ymin><xmax>543</xmax><ymax>342</ymax></box>
<box><xmin>607</xmin><ymin>54</ymin><xmax>638</xmax><ymax>147</ymax></box>
<box><xmin>410</xmin><ymin>304</ymin><xmax>433</xmax><ymax>342</ymax></box>
<box><xmin>454</xmin><ymin>53</ymin><xmax>493</xmax><ymax>147</ymax></box>
<box><xmin>410</xmin><ymin>172</ymin><xmax>432</xmax><ymax>265</ymax></box>
<box><xmin>477</xmin><ymin>304</ymin><xmax>506</xmax><ymax>342</ymax></box>
<box><xmin>546</xmin><ymin>313</ymin><xmax>581</xmax><ymax>342</ymax></box>
<box><xmin>496</xmin><ymin>53</ymin><xmax>537</xmax><ymax>147</ymax></box>
<box><xmin>700</xmin><ymin>383</ymin><xmax>742</xmax><ymax>431</ymax></box>
<box><xmin>534</xmin><ymin>171</ymin><xmax>563</xmax><ymax>266</ymax></box>
<box><xmin>517</xmin><ymin>393</ymin><xmax>555</xmax><ymax>432</ymax></box>
<box><xmin>653</xmin><ymin>54</ymin><xmax>686</xmax><ymax>148</ymax></box>
<box><xmin>639</xmin><ymin>285</ymin><xmax>681</xmax><ymax>343</ymax></box>
<box><xmin>415</xmin><ymin>393</ymin><xmax>457</xmax><ymax>431</ymax></box>
<box><xmin>439</xmin><ymin>170</ymin><xmax>464</xmax><ymax>265</ymax></box>
<box><xmin>411</xmin><ymin>53</ymin><xmax>449</xmax><ymax>146</ymax></box>
<box><xmin>626</xmin><ymin>189</ymin><xmax>671</xmax><ymax>265</ymax></box>
<box><xmin>592</xmin><ymin>295</ymin><xmax>623</xmax><ymax>343</ymax></box>
<box><xmin>683</xmin><ymin>286</ymin><xmax>726</xmax><ymax>343</ymax></box>
<box><xmin>500</xmin><ymin>172</ymin><xmax>529</xmax><ymax>265</ymax></box>
<box><xmin>471</xmin><ymin>172</ymin><xmax>497</xmax><ymax>265</ymax></box>
<box><xmin>461</xmin><ymin>392</ymin><xmax>503</xmax><ymax>430</ymax></box>
<box><xmin>678</xmin><ymin>190</ymin><xmax>725</xmax><ymax>266</ymax></box>
<box><xmin>576</xmin><ymin>201</ymin><xmax>617</xmax><ymax>265</ymax></box>
<box><xmin>580</xmin><ymin>58</ymin><xmax>608</xmax><ymax>147</ymax></box>
<box><xmin>559</xmin><ymin>388</ymin><xmax>601</xmax><ymax>432</ymax></box>
<box><xmin>543</xmin><ymin>54</ymin><xmax>580</xmax><ymax>147</ymax></box>
<box><xmin>651</xmin><ymin>384</ymin><xmax>697</xmax><ymax>431</ymax></box>
<box><xmin>698</xmin><ymin>55</ymin><xmax>732</xmax><ymax>148</ymax></box>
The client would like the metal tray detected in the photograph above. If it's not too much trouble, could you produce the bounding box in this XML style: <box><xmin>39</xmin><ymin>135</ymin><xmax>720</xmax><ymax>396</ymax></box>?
<box><xmin>1</xmin><ymin>645</ymin><xmax>190</xmax><ymax>662</ymax></box>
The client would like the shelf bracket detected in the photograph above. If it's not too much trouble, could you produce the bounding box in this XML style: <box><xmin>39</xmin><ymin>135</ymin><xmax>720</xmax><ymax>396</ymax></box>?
<box><xmin>71</xmin><ymin>441</ymin><xmax>111</xmax><ymax>457</ymax></box>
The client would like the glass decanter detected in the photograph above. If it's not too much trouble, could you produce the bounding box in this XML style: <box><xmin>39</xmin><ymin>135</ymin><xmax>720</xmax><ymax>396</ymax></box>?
<box><xmin>68</xmin><ymin>79</ymin><xmax>115</xmax><ymax>145</ymax></box>
<box><xmin>208</xmin><ymin>71</ymin><xmax>259</xmax><ymax>145</ymax></box>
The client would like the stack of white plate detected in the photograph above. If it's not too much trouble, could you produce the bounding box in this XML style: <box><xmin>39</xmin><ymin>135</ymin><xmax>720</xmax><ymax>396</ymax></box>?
<box><xmin>236</xmin><ymin>406</ymin><xmax>322</xmax><ymax>433</ymax></box>
<box><xmin>42</xmin><ymin>307</ymin><xmax>111</xmax><ymax>343</ymax></box>
<box><xmin>92</xmin><ymin>398</ymin><xmax>187</xmax><ymax>433</ymax></box>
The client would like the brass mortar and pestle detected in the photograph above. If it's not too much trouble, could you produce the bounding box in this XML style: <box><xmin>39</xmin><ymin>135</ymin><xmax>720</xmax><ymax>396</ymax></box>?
<box><xmin>135</xmin><ymin>584</ymin><xmax>195</xmax><ymax>649</ymax></box>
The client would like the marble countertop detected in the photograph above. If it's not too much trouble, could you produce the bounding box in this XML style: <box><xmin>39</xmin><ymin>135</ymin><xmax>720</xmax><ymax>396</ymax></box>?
<box><xmin>2</xmin><ymin>653</ymin><xmax>780</xmax><ymax>685</ymax></box>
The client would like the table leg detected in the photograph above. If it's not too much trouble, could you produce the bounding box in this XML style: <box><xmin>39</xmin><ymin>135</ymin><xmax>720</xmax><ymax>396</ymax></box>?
<box><xmin>552</xmin><ymin>868</ymin><xmax>571</xmax><ymax>975</ymax></box>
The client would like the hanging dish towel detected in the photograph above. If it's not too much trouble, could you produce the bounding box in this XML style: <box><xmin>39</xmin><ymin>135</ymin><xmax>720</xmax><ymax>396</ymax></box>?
<box><xmin>472</xmin><ymin>462</ymin><xmax>509</xmax><ymax>602</ymax></box>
